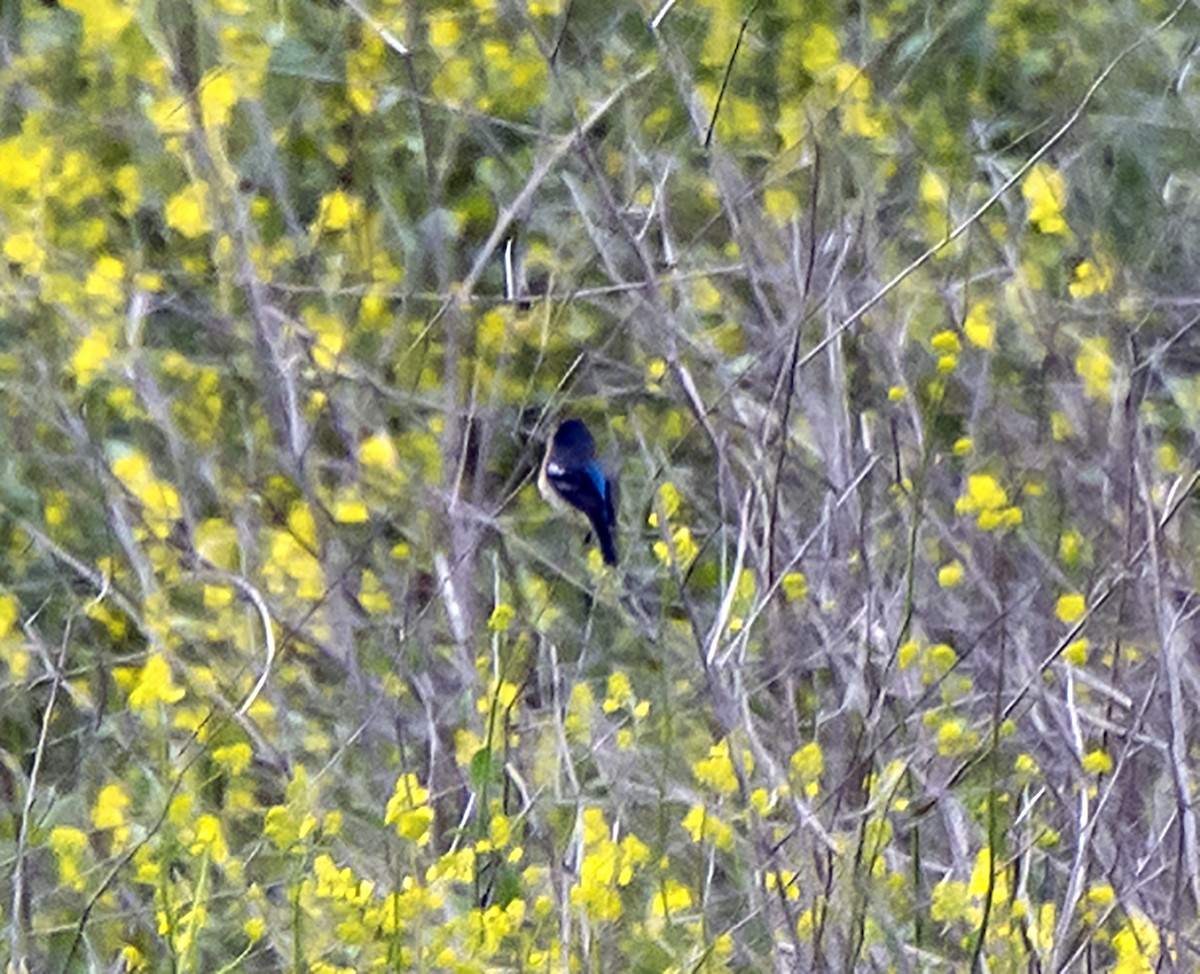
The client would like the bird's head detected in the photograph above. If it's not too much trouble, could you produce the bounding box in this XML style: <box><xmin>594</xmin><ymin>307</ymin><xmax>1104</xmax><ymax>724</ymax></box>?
<box><xmin>551</xmin><ymin>418</ymin><xmax>596</xmax><ymax>459</ymax></box>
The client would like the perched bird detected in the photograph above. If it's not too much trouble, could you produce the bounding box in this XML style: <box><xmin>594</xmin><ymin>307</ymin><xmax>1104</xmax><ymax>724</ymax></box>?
<box><xmin>538</xmin><ymin>418</ymin><xmax>619</xmax><ymax>565</ymax></box>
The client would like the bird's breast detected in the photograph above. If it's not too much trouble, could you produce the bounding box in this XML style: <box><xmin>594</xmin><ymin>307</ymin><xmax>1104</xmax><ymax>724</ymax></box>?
<box><xmin>538</xmin><ymin>463</ymin><xmax>568</xmax><ymax>511</ymax></box>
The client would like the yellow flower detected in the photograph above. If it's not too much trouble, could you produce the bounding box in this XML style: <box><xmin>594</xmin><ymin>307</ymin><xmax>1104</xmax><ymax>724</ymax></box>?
<box><xmin>1081</xmin><ymin>749</ymin><xmax>1112</xmax><ymax>776</ymax></box>
<box><xmin>199</xmin><ymin>70</ymin><xmax>237</xmax><ymax>129</ymax></box>
<box><xmin>565</xmin><ymin>681</ymin><xmax>593</xmax><ymax>742</ymax></box>
<box><xmin>1055</xmin><ymin>593</ymin><xmax>1085</xmax><ymax>624</ymax></box>
<box><xmin>84</xmin><ymin>255</ymin><xmax>125</xmax><ymax>310</ymax></box>
<box><xmin>1075</xmin><ymin>336</ymin><xmax>1114</xmax><ymax>401</ymax></box>
<box><xmin>644</xmin><ymin>357</ymin><xmax>667</xmax><ymax>391</ymax></box>
<box><xmin>93</xmin><ymin>782</ymin><xmax>131</xmax><ymax>838</ymax></box>
<box><xmin>1069</xmin><ymin>256</ymin><xmax>1114</xmax><ymax>299</ymax></box>
<box><xmin>956</xmin><ymin>473</ymin><xmax>1007</xmax><ymax>513</ymax></box>
<box><xmin>1022</xmin><ymin>163</ymin><xmax>1069</xmax><ymax>235</ymax></box>
<box><xmin>1059</xmin><ymin>528</ymin><xmax>1084</xmax><ymax>566</ymax></box>
<box><xmin>692</xmin><ymin>277</ymin><xmax>722</xmax><ymax>313</ymax></box>
<box><xmin>0</xmin><ymin>134</ymin><xmax>52</xmax><ymax>192</ymax></box>
<box><xmin>128</xmin><ymin>654</ymin><xmax>186</xmax><ymax>719</ymax></box>
<box><xmin>936</xmin><ymin>718</ymin><xmax>977</xmax><ymax>756</ymax></box>
<box><xmin>1014</xmin><ymin>753</ymin><xmax>1039</xmax><ymax>777</ymax></box>
<box><xmin>680</xmin><ymin>804</ymin><xmax>734</xmax><ymax>849</ymax></box>
<box><xmin>488</xmin><ymin>814</ymin><xmax>511</xmax><ymax>848</ymax></box>
<box><xmin>648</xmin><ymin>481</ymin><xmax>682</xmax><ymax>526</ymax></box>
<box><xmin>938</xmin><ymin>561</ymin><xmax>964</xmax><ymax>588</ymax></box>
<box><xmin>765</xmin><ymin>870</ymin><xmax>800</xmax><ymax>900</ymax></box>
<box><xmin>781</xmin><ymin>572</ymin><xmax>808</xmax><ymax>601</ymax></box>
<box><xmin>331</xmin><ymin>488</ymin><xmax>368</xmax><ymax>523</ymax></box>
<box><xmin>1112</xmin><ymin>910</ymin><xmax>1160</xmax><ymax>973</ymax></box>
<box><xmin>359</xmin><ymin>432</ymin><xmax>397</xmax><ymax>471</ymax></box>
<box><xmin>930</xmin><ymin>876</ymin><xmax>970</xmax><ymax>923</ymax></box>
<box><xmin>311</xmin><ymin>189</ymin><xmax>362</xmax><ymax>235</ymax></box>
<box><xmin>72</xmin><ymin>328</ymin><xmax>114</xmax><ymax>387</ymax></box>
<box><xmin>955</xmin><ymin>474</ymin><xmax>1022</xmax><ymax>531</ymax></box>
<box><xmin>1157</xmin><ymin>442</ymin><xmax>1180</xmax><ymax>474</ymax></box>
<box><xmin>963</xmin><ymin>301</ymin><xmax>995</xmax><ymax>350</ymax></box>
<box><xmin>59</xmin><ymin>0</ymin><xmax>134</xmax><ymax>47</ymax></box>
<box><xmin>653</xmin><ymin>525</ymin><xmax>699</xmax><ymax>569</ymax></box>
<box><xmin>190</xmin><ymin>814</ymin><xmax>229</xmax><ymax>863</ymax></box>
<box><xmin>923</xmin><ymin>642</ymin><xmax>958</xmax><ymax>681</ymax></box>
<box><xmin>385</xmin><ymin>773</ymin><xmax>434</xmax><ymax>845</ymax></box>
<box><xmin>693</xmin><ymin>738</ymin><xmax>743</xmax><ymax>795</ymax></box>
<box><xmin>800</xmin><ymin>24</ymin><xmax>840</xmax><ymax>73</ymax></box>
<box><xmin>0</xmin><ymin>594</ymin><xmax>18</xmax><ymax>638</ymax></box>
<box><xmin>764</xmin><ymin>188</ymin><xmax>799</xmax><ymax>227</ymax></box>
<box><xmin>49</xmin><ymin>826</ymin><xmax>89</xmax><ymax>891</ymax></box>
<box><xmin>166</xmin><ymin>182</ymin><xmax>212</xmax><ymax>238</ymax></box>
<box><xmin>581</xmin><ymin>806</ymin><xmax>609</xmax><ymax>845</ymax></box>
<box><xmin>425</xmin><ymin>848</ymin><xmax>474</xmax><ymax>887</ymax></box>
<box><xmin>919</xmin><ymin>170</ymin><xmax>949</xmax><ymax>206</ymax></box>
<box><xmin>202</xmin><ymin>584</ymin><xmax>233</xmax><ymax>609</ymax></box>
<box><xmin>967</xmin><ymin>847</ymin><xmax>1007</xmax><ymax>904</ymax></box>
<box><xmin>489</xmin><ymin>680</ymin><xmax>519</xmax><ymax>710</ymax></box>
<box><xmin>309</xmin><ymin>314</ymin><xmax>346</xmax><ymax>371</ymax></box>
<box><xmin>931</xmin><ymin>330</ymin><xmax>961</xmax><ymax>354</ymax></box>
<box><xmin>603</xmin><ymin>670</ymin><xmax>634</xmax><ymax>712</ymax></box>
<box><xmin>789</xmin><ymin>742</ymin><xmax>823</xmax><ymax>785</ymax></box>
<box><xmin>4</xmin><ymin>230</ymin><xmax>46</xmax><ymax>273</ymax></box>
<box><xmin>488</xmin><ymin>603</ymin><xmax>515</xmax><ymax>632</ymax></box>
<box><xmin>1063</xmin><ymin>638</ymin><xmax>1089</xmax><ymax>666</ymax></box>
<box><xmin>428</xmin><ymin>12</ymin><xmax>461</xmax><ymax>49</ymax></box>
<box><xmin>649</xmin><ymin>879</ymin><xmax>692</xmax><ymax>919</ymax></box>
<box><xmin>568</xmin><ymin>808</ymin><xmax>633</xmax><ymax>923</ymax></box>
<box><xmin>287</xmin><ymin>501</ymin><xmax>318</xmax><ymax>547</ymax></box>
<box><xmin>212</xmin><ymin>742</ymin><xmax>252</xmax><ymax>775</ymax></box>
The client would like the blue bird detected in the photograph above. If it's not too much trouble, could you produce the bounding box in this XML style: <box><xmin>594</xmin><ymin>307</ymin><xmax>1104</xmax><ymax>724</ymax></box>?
<box><xmin>538</xmin><ymin>419</ymin><xmax>619</xmax><ymax>565</ymax></box>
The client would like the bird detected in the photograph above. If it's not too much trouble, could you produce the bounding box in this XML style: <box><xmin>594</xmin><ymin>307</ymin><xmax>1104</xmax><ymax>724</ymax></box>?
<box><xmin>538</xmin><ymin>418</ymin><xmax>619</xmax><ymax>565</ymax></box>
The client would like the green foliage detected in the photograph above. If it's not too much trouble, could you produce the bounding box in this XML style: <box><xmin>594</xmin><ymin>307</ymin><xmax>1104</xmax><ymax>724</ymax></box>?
<box><xmin>2</xmin><ymin>0</ymin><xmax>1200</xmax><ymax>970</ymax></box>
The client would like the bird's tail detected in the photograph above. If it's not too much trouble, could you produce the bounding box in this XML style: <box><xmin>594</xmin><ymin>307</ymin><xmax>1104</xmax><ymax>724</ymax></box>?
<box><xmin>596</xmin><ymin>523</ymin><xmax>619</xmax><ymax>566</ymax></box>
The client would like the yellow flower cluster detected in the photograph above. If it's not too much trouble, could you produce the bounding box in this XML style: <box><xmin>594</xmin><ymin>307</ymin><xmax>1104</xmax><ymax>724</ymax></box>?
<box><xmin>954</xmin><ymin>474</ymin><xmax>1022</xmax><ymax>531</ymax></box>
<box><xmin>650</xmin><ymin>482</ymin><xmax>700</xmax><ymax>569</ymax></box>
<box><xmin>693</xmin><ymin>738</ymin><xmax>747</xmax><ymax>796</ymax></box>
<box><xmin>263</xmin><ymin>501</ymin><xmax>326</xmax><ymax>601</ymax></box>
<box><xmin>568</xmin><ymin>807</ymin><xmax>650</xmax><ymax>923</ymax></box>
<box><xmin>385</xmin><ymin>773</ymin><xmax>435</xmax><ymax>845</ymax></box>
<box><xmin>110</xmin><ymin>451</ymin><xmax>182</xmax><ymax>541</ymax></box>
<box><xmin>602</xmin><ymin>671</ymin><xmax>651</xmax><ymax>750</ymax></box>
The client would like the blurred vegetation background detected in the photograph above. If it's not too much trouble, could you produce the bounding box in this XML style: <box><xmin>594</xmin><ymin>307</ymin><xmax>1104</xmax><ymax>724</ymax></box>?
<box><xmin>3</xmin><ymin>0</ymin><xmax>1200</xmax><ymax>969</ymax></box>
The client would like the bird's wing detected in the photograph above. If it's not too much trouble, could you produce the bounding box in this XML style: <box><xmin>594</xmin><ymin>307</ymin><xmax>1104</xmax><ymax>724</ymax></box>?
<box><xmin>545</xmin><ymin>464</ymin><xmax>602</xmax><ymax>510</ymax></box>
